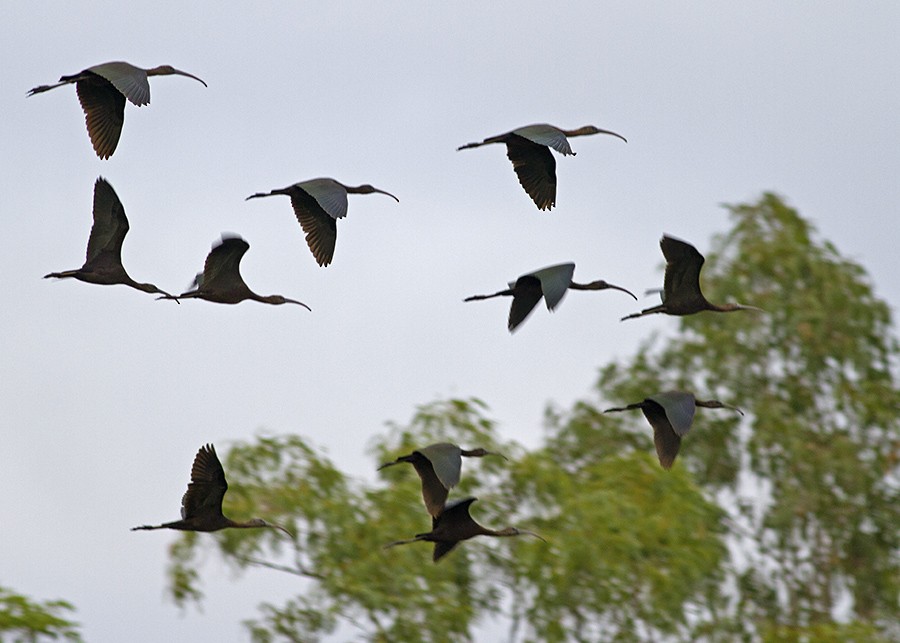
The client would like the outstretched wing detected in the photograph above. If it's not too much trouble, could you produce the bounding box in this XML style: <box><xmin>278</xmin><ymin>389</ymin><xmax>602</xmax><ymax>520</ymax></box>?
<box><xmin>180</xmin><ymin>444</ymin><xmax>228</xmax><ymax>520</ymax></box>
<box><xmin>513</xmin><ymin>124</ymin><xmax>574</xmax><ymax>155</ymax></box>
<box><xmin>89</xmin><ymin>62</ymin><xmax>151</xmax><ymax>106</ymax></box>
<box><xmin>200</xmin><ymin>236</ymin><xmax>249</xmax><ymax>291</ymax></box>
<box><xmin>532</xmin><ymin>263</ymin><xmax>575</xmax><ymax>311</ymax></box>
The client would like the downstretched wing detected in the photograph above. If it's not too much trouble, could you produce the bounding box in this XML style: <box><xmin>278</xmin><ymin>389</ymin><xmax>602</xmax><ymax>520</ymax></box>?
<box><xmin>181</xmin><ymin>444</ymin><xmax>228</xmax><ymax>520</ymax></box>
<box><xmin>75</xmin><ymin>75</ymin><xmax>126</xmax><ymax>159</ymax></box>
<box><xmin>84</xmin><ymin>178</ymin><xmax>129</xmax><ymax>270</ymax></box>
<box><xmin>648</xmin><ymin>391</ymin><xmax>696</xmax><ymax>436</ymax></box>
<box><xmin>433</xmin><ymin>540</ymin><xmax>460</xmax><ymax>562</ymax></box>
<box><xmin>289</xmin><ymin>190</ymin><xmax>338</xmax><ymax>266</ymax></box>
<box><xmin>508</xmin><ymin>275</ymin><xmax>544</xmax><ymax>331</ymax></box>
<box><xmin>660</xmin><ymin>235</ymin><xmax>705</xmax><ymax>305</ymax></box>
<box><xmin>505</xmin><ymin>135</ymin><xmax>557</xmax><ymax>210</ymax></box>
<box><xmin>640</xmin><ymin>397</ymin><xmax>691</xmax><ymax>469</ymax></box>
<box><xmin>532</xmin><ymin>263</ymin><xmax>575</xmax><ymax>311</ymax></box>
<box><xmin>299</xmin><ymin>178</ymin><xmax>349</xmax><ymax>220</ymax></box>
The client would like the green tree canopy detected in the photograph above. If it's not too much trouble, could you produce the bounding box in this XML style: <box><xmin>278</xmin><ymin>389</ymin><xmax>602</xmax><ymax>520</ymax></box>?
<box><xmin>0</xmin><ymin>586</ymin><xmax>82</xmax><ymax>642</ymax></box>
<box><xmin>161</xmin><ymin>194</ymin><xmax>899</xmax><ymax>642</ymax></box>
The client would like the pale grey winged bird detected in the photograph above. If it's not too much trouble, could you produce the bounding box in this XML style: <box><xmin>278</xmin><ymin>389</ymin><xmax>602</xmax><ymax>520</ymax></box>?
<box><xmin>28</xmin><ymin>61</ymin><xmax>207</xmax><ymax>159</ymax></box>
<box><xmin>131</xmin><ymin>444</ymin><xmax>292</xmax><ymax>537</ymax></box>
<box><xmin>604</xmin><ymin>391</ymin><xmax>743</xmax><ymax>468</ymax></box>
<box><xmin>384</xmin><ymin>497</ymin><xmax>545</xmax><ymax>562</ymax></box>
<box><xmin>622</xmin><ymin>235</ymin><xmax>763</xmax><ymax>321</ymax></box>
<box><xmin>246</xmin><ymin>178</ymin><xmax>399</xmax><ymax>267</ymax></box>
<box><xmin>464</xmin><ymin>262</ymin><xmax>637</xmax><ymax>332</ymax></box>
<box><xmin>378</xmin><ymin>443</ymin><xmax>506</xmax><ymax>518</ymax></box>
<box><xmin>44</xmin><ymin>177</ymin><xmax>174</xmax><ymax>299</ymax></box>
<box><xmin>457</xmin><ymin>123</ymin><xmax>626</xmax><ymax>210</ymax></box>
<box><xmin>159</xmin><ymin>235</ymin><xmax>311</xmax><ymax>308</ymax></box>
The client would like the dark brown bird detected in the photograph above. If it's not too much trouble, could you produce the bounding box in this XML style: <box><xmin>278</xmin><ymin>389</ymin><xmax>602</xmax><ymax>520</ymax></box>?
<box><xmin>457</xmin><ymin>123</ymin><xmax>626</xmax><ymax>210</ymax></box>
<box><xmin>604</xmin><ymin>391</ymin><xmax>743</xmax><ymax>468</ymax></box>
<box><xmin>28</xmin><ymin>61</ymin><xmax>207</xmax><ymax>159</ymax></box>
<box><xmin>159</xmin><ymin>235</ymin><xmax>311</xmax><ymax>308</ymax></box>
<box><xmin>378</xmin><ymin>443</ymin><xmax>506</xmax><ymax>518</ymax></box>
<box><xmin>384</xmin><ymin>497</ymin><xmax>545</xmax><ymax>561</ymax></box>
<box><xmin>132</xmin><ymin>444</ymin><xmax>292</xmax><ymax>536</ymax></box>
<box><xmin>464</xmin><ymin>262</ymin><xmax>637</xmax><ymax>332</ymax></box>
<box><xmin>44</xmin><ymin>177</ymin><xmax>174</xmax><ymax>299</ymax></box>
<box><xmin>622</xmin><ymin>235</ymin><xmax>762</xmax><ymax>321</ymax></box>
<box><xmin>246</xmin><ymin>178</ymin><xmax>399</xmax><ymax>267</ymax></box>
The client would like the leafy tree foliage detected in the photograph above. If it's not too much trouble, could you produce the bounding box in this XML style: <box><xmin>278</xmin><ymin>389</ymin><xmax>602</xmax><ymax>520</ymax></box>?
<box><xmin>161</xmin><ymin>194</ymin><xmax>898</xmax><ymax>641</ymax></box>
<box><xmin>0</xmin><ymin>586</ymin><xmax>82</xmax><ymax>642</ymax></box>
<box><xmin>581</xmin><ymin>193</ymin><xmax>899</xmax><ymax>639</ymax></box>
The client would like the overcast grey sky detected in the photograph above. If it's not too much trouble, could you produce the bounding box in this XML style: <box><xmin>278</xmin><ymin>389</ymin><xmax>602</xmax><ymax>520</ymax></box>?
<box><xmin>2</xmin><ymin>2</ymin><xmax>898</xmax><ymax>641</ymax></box>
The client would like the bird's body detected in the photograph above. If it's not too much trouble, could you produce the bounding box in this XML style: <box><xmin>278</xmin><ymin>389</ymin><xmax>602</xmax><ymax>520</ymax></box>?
<box><xmin>622</xmin><ymin>235</ymin><xmax>762</xmax><ymax>320</ymax></box>
<box><xmin>604</xmin><ymin>391</ymin><xmax>743</xmax><ymax>468</ymax></box>
<box><xmin>457</xmin><ymin>123</ymin><xmax>626</xmax><ymax>210</ymax></box>
<box><xmin>132</xmin><ymin>444</ymin><xmax>292</xmax><ymax>536</ymax></box>
<box><xmin>28</xmin><ymin>61</ymin><xmax>207</xmax><ymax>159</ymax></box>
<box><xmin>385</xmin><ymin>497</ymin><xmax>544</xmax><ymax>561</ymax></box>
<box><xmin>44</xmin><ymin>177</ymin><xmax>173</xmax><ymax>299</ymax></box>
<box><xmin>246</xmin><ymin>178</ymin><xmax>399</xmax><ymax>267</ymax></box>
<box><xmin>378</xmin><ymin>443</ymin><xmax>506</xmax><ymax>518</ymax></box>
<box><xmin>160</xmin><ymin>235</ymin><xmax>310</xmax><ymax>308</ymax></box>
<box><xmin>464</xmin><ymin>262</ymin><xmax>637</xmax><ymax>332</ymax></box>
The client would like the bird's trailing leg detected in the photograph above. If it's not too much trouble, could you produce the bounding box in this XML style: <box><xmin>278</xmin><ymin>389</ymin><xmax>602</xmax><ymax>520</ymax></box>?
<box><xmin>464</xmin><ymin>288</ymin><xmax>513</xmax><ymax>302</ymax></box>
<box><xmin>620</xmin><ymin>304</ymin><xmax>666</xmax><ymax>321</ymax></box>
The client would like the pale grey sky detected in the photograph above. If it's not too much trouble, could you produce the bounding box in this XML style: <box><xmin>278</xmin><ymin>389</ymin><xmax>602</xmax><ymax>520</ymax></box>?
<box><xmin>2</xmin><ymin>2</ymin><xmax>898</xmax><ymax>641</ymax></box>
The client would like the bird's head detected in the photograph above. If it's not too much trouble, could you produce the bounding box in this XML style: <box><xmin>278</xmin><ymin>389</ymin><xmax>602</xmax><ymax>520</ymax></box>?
<box><xmin>261</xmin><ymin>295</ymin><xmax>312</xmax><ymax>310</ymax></box>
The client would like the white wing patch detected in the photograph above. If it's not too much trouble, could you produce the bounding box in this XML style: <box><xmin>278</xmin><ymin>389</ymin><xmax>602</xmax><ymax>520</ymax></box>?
<box><xmin>90</xmin><ymin>62</ymin><xmax>151</xmax><ymax>106</ymax></box>
<box><xmin>299</xmin><ymin>178</ymin><xmax>349</xmax><ymax>220</ymax></box>
<box><xmin>650</xmin><ymin>391</ymin><xmax>697</xmax><ymax>436</ymax></box>
<box><xmin>513</xmin><ymin>124</ymin><xmax>574</xmax><ymax>155</ymax></box>
<box><xmin>531</xmin><ymin>263</ymin><xmax>576</xmax><ymax>311</ymax></box>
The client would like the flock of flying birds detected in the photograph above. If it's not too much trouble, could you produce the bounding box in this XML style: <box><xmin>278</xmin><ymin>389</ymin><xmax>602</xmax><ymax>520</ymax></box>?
<box><xmin>30</xmin><ymin>61</ymin><xmax>761</xmax><ymax>562</ymax></box>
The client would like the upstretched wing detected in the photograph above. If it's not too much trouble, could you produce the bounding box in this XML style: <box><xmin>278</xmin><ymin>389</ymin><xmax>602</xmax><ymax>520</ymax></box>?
<box><xmin>505</xmin><ymin>135</ymin><xmax>557</xmax><ymax>210</ymax></box>
<box><xmin>199</xmin><ymin>236</ymin><xmax>250</xmax><ymax>292</ymax></box>
<box><xmin>289</xmin><ymin>189</ymin><xmax>338</xmax><ymax>267</ymax></box>
<box><xmin>84</xmin><ymin>177</ymin><xmax>129</xmax><ymax>270</ymax></box>
<box><xmin>180</xmin><ymin>444</ymin><xmax>228</xmax><ymax>520</ymax></box>
<box><xmin>75</xmin><ymin>75</ymin><xmax>126</xmax><ymax>159</ymax></box>
<box><xmin>660</xmin><ymin>235</ymin><xmax>705</xmax><ymax>305</ymax></box>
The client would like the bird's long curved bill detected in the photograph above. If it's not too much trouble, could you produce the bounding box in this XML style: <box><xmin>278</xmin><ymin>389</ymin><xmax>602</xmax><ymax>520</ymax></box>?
<box><xmin>609</xmin><ymin>283</ymin><xmax>638</xmax><ymax>300</ymax></box>
<box><xmin>725</xmin><ymin>404</ymin><xmax>744</xmax><ymax>416</ymax></box>
<box><xmin>597</xmin><ymin>128</ymin><xmax>628</xmax><ymax>143</ymax></box>
<box><xmin>171</xmin><ymin>69</ymin><xmax>208</xmax><ymax>87</ymax></box>
<box><xmin>374</xmin><ymin>188</ymin><xmax>399</xmax><ymax>202</ymax></box>
<box><xmin>284</xmin><ymin>298</ymin><xmax>312</xmax><ymax>311</ymax></box>
<box><xmin>520</xmin><ymin>529</ymin><xmax>547</xmax><ymax>543</ymax></box>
